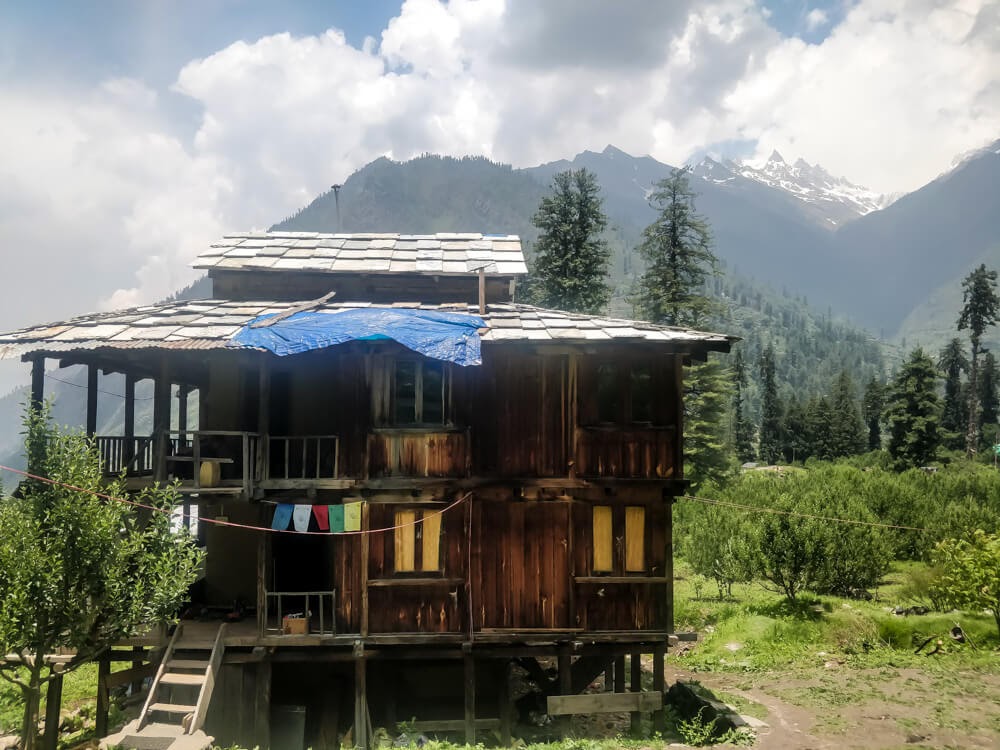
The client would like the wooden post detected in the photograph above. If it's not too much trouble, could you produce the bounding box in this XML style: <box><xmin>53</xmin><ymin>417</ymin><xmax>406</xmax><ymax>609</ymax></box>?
<box><xmin>463</xmin><ymin>647</ymin><xmax>476</xmax><ymax>745</ymax></box>
<box><xmin>478</xmin><ymin>268</ymin><xmax>486</xmax><ymax>315</ymax></box>
<box><xmin>30</xmin><ymin>357</ymin><xmax>45</xmax><ymax>413</ymax></box>
<box><xmin>124</xmin><ymin>374</ymin><xmax>136</xmax><ymax>472</ymax></box>
<box><xmin>257</xmin><ymin>359</ymin><xmax>271</xmax><ymax>483</ymax></box>
<box><xmin>360</xmin><ymin>503</ymin><xmax>370</xmax><ymax>637</ymax></box>
<box><xmin>353</xmin><ymin>641</ymin><xmax>368</xmax><ymax>750</ymax></box>
<box><xmin>96</xmin><ymin>652</ymin><xmax>111</xmax><ymax>738</ymax></box>
<box><xmin>153</xmin><ymin>359</ymin><xmax>170</xmax><ymax>483</ymax></box>
<box><xmin>257</xmin><ymin>524</ymin><xmax>268</xmax><ymax>636</ymax></box>
<box><xmin>254</xmin><ymin>658</ymin><xmax>272</xmax><ymax>749</ymax></box>
<box><xmin>614</xmin><ymin>655</ymin><xmax>625</xmax><ymax>693</ymax></box>
<box><xmin>558</xmin><ymin>643</ymin><xmax>572</xmax><ymax>736</ymax></box>
<box><xmin>177</xmin><ymin>385</ymin><xmax>189</xmax><ymax>448</ymax></box>
<box><xmin>629</xmin><ymin>652</ymin><xmax>641</xmax><ymax>736</ymax></box>
<box><xmin>130</xmin><ymin>646</ymin><xmax>144</xmax><ymax>696</ymax></box>
<box><xmin>652</xmin><ymin>642</ymin><xmax>666</xmax><ymax>733</ymax></box>
<box><xmin>85</xmin><ymin>364</ymin><xmax>98</xmax><ymax>437</ymax></box>
<box><xmin>666</xmin><ymin>499</ymin><xmax>675</xmax><ymax>635</ymax></box>
<box><xmin>498</xmin><ymin>661</ymin><xmax>512</xmax><ymax>747</ymax></box>
<box><xmin>42</xmin><ymin>671</ymin><xmax>63</xmax><ymax>750</ymax></box>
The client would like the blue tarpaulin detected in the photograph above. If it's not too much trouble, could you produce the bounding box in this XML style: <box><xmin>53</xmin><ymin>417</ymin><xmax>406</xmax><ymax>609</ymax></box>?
<box><xmin>228</xmin><ymin>308</ymin><xmax>486</xmax><ymax>366</ymax></box>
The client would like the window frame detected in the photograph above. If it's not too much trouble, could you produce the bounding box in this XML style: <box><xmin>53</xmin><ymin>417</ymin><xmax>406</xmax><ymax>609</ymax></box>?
<box><xmin>392</xmin><ymin>507</ymin><xmax>444</xmax><ymax>576</ymax></box>
<box><xmin>590</xmin><ymin>360</ymin><xmax>656</xmax><ymax>427</ymax></box>
<box><xmin>590</xmin><ymin>503</ymin><xmax>649</xmax><ymax>575</ymax></box>
<box><xmin>390</xmin><ymin>357</ymin><xmax>449</xmax><ymax>427</ymax></box>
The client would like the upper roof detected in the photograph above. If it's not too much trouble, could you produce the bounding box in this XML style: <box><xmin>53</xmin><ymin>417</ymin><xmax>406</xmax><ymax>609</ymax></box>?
<box><xmin>0</xmin><ymin>299</ymin><xmax>734</xmax><ymax>361</ymax></box>
<box><xmin>194</xmin><ymin>232</ymin><xmax>527</xmax><ymax>276</ymax></box>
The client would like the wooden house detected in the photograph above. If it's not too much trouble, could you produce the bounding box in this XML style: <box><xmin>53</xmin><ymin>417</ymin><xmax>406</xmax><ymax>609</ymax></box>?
<box><xmin>0</xmin><ymin>232</ymin><xmax>733</xmax><ymax>749</ymax></box>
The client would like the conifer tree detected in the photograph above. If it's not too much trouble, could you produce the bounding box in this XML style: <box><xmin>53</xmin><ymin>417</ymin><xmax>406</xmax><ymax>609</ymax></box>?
<box><xmin>731</xmin><ymin>349</ymin><xmax>754</xmax><ymax>462</ymax></box>
<box><xmin>685</xmin><ymin>357</ymin><xmax>733</xmax><ymax>487</ymax></box>
<box><xmin>635</xmin><ymin>167</ymin><xmax>719</xmax><ymax>327</ymax></box>
<box><xmin>529</xmin><ymin>168</ymin><xmax>611</xmax><ymax>313</ymax></box>
<box><xmin>829</xmin><ymin>370</ymin><xmax>866</xmax><ymax>457</ymax></box>
<box><xmin>806</xmin><ymin>395</ymin><xmax>835</xmax><ymax>460</ymax></box>
<box><xmin>862</xmin><ymin>377</ymin><xmax>885</xmax><ymax>452</ymax></box>
<box><xmin>938</xmin><ymin>337</ymin><xmax>968</xmax><ymax>449</ymax></box>
<box><xmin>958</xmin><ymin>264</ymin><xmax>1000</xmax><ymax>456</ymax></box>
<box><xmin>758</xmin><ymin>345</ymin><xmax>783</xmax><ymax>464</ymax></box>
<box><xmin>884</xmin><ymin>348</ymin><xmax>942</xmax><ymax>468</ymax></box>
<box><xmin>979</xmin><ymin>351</ymin><xmax>999</xmax><ymax>447</ymax></box>
<box><xmin>780</xmin><ymin>395</ymin><xmax>809</xmax><ymax>463</ymax></box>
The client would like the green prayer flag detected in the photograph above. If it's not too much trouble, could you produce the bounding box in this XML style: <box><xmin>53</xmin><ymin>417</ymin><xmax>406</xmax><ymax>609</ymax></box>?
<box><xmin>328</xmin><ymin>504</ymin><xmax>345</xmax><ymax>533</ymax></box>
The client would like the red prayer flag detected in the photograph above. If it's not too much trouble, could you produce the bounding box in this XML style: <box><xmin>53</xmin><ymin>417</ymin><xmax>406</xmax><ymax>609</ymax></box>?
<box><xmin>312</xmin><ymin>504</ymin><xmax>330</xmax><ymax>531</ymax></box>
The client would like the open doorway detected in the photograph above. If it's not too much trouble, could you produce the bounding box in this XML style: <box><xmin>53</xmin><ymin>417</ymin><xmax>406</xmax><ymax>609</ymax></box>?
<box><xmin>268</xmin><ymin>530</ymin><xmax>336</xmax><ymax>634</ymax></box>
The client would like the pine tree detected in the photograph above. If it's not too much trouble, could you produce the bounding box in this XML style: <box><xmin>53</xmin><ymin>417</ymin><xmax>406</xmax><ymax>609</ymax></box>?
<box><xmin>528</xmin><ymin>168</ymin><xmax>611</xmax><ymax>313</ymax></box>
<box><xmin>758</xmin><ymin>345</ymin><xmax>783</xmax><ymax>464</ymax></box>
<box><xmin>634</xmin><ymin>167</ymin><xmax>719</xmax><ymax>328</ymax></box>
<box><xmin>862</xmin><ymin>377</ymin><xmax>885</xmax><ymax>452</ymax></box>
<box><xmin>829</xmin><ymin>370</ymin><xmax>866</xmax><ymax>457</ymax></box>
<box><xmin>938</xmin><ymin>337</ymin><xmax>968</xmax><ymax>449</ymax></box>
<box><xmin>731</xmin><ymin>349</ymin><xmax>754</xmax><ymax>462</ymax></box>
<box><xmin>685</xmin><ymin>356</ymin><xmax>733</xmax><ymax>487</ymax></box>
<box><xmin>780</xmin><ymin>395</ymin><xmax>809</xmax><ymax>463</ymax></box>
<box><xmin>884</xmin><ymin>348</ymin><xmax>942</xmax><ymax>468</ymax></box>
<box><xmin>958</xmin><ymin>264</ymin><xmax>1000</xmax><ymax>456</ymax></box>
<box><xmin>979</xmin><ymin>350</ymin><xmax>999</xmax><ymax>448</ymax></box>
<box><xmin>806</xmin><ymin>395</ymin><xmax>835</xmax><ymax>460</ymax></box>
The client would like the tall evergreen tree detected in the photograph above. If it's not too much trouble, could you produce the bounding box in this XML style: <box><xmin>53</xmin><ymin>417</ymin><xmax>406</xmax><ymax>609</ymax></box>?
<box><xmin>938</xmin><ymin>337</ymin><xmax>969</xmax><ymax>449</ymax></box>
<box><xmin>806</xmin><ymin>395</ymin><xmax>835</xmax><ymax>460</ymax></box>
<box><xmin>529</xmin><ymin>168</ymin><xmax>611</xmax><ymax>313</ymax></box>
<box><xmin>758</xmin><ymin>345</ymin><xmax>783</xmax><ymax>464</ymax></box>
<box><xmin>862</xmin><ymin>377</ymin><xmax>885</xmax><ymax>452</ymax></box>
<box><xmin>884</xmin><ymin>348</ymin><xmax>942</xmax><ymax>468</ymax></box>
<box><xmin>780</xmin><ymin>395</ymin><xmax>809</xmax><ymax>463</ymax></box>
<box><xmin>634</xmin><ymin>167</ymin><xmax>719</xmax><ymax>327</ymax></box>
<box><xmin>979</xmin><ymin>350</ymin><xmax>1000</xmax><ymax>447</ymax></box>
<box><xmin>829</xmin><ymin>370</ymin><xmax>866</xmax><ymax>457</ymax></box>
<box><xmin>685</xmin><ymin>357</ymin><xmax>733</xmax><ymax>488</ymax></box>
<box><xmin>731</xmin><ymin>349</ymin><xmax>754</xmax><ymax>462</ymax></box>
<box><xmin>957</xmin><ymin>264</ymin><xmax>1000</xmax><ymax>456</ymax></box>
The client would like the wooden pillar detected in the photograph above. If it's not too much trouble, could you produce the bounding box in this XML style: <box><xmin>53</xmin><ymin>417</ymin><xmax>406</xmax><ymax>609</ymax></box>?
<box><xmin>85</xmin><ymin>364</ymin><xmax>98</xmax><ymax>437</ymax></box>
<box><xmin>30</xmin><ymin>357</ymin><xmax>45</xmax><ymax>412</ymax></box>
<box><xmin>558</xmin><ymin>643</ymin><xmax>572</xmax><ymax>735</ymax></box>
<box><xmin>257</xmin><ymin>522</ymin><xmax>269</xmax><ymax>636</ymax></box>
<box><xmin>353</xmin><ymin>641</ymin><xmax>368</xmax><ymax>750</ymax></box>
<box><xmin>257</xmin><ymin>359</ymin><xmax>271</xmax><ymax>483</ymax></box>
<box><xmin>130</xmin><ymin>646</ymin><xmax>144</xmax><ymax>696</ymax></box>
<box><xmin>360</xmin><ymin>503</ymin><xmax>369</xmax><ymax>637</ymax></box>
<box><xmin>95</xmin><ymin>653</ymin><xmax>111</xmax><ymax>738</ymax></box>
<box><xmin>254</xmin><ymin>658</ymin><xmax>272</xmax><ymax>749</ymax></box>
<box><xmin>666</xmin><ymin>499</ymin><xmax>675</xmax><ymax>635</ymax></box>
<box><xmin>629</xmin><ymin>652</ymin><xmax>642</xmax><ymax>736</ymax></box>
<box><xmin>652</xmin><ymin>642</ymin><xmax>666</xmax><ymax>733</ymax></box>
<box><xmin>463</xmin><ymin>647</ymin><xmax>476</xmax><ymax>745</ymax></box>
<box><xmin>124</xmin><ymin>374</ymin><xmax>136</xmax><ymax>472</ymax></box>
<box><xmin>498</xmin><ymin>661</ymin><xmax>512</xmax><ymax>747</ymax></box>
<box><xmin>42</xmin><ymin>671</ymin><xmax>63</xmax><ymax>750</ymax></box>
<box><xmin>153</xmin><ymin>359</ymin><xmax>170</xmax><ymax>482</ymax></box>
<box><xmin>177</xmin><ymin>385</ymin><xmax>190</xmax><ymax>447</ymax></box>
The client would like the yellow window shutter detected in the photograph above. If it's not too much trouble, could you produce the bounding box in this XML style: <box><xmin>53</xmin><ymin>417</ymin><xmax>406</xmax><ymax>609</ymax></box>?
<box><xmin>625</xmin><ymin>506</ymin><xmax>645</xmax><ymax>572</ymax></box>
<box><xmin>593</xmin><ymin>505</ymin><xmax>613</xmax><ymax>572</ymax></box>
<box><xmin>421</xmin><ymin>510</ymin><xmax>442</xmax><ymax>571</ymax></box>
<box><xmin>394</xmin><ymin>510</ymin><xmax>416</xmax><ymax>572</ymax></box>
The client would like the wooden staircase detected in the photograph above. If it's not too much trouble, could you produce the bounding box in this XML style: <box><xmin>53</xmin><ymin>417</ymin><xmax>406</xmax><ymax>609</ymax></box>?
<box><xmin>101</xmin><ymin>624</ymin><xmax>226</xmax><ymax>750</ymax></box>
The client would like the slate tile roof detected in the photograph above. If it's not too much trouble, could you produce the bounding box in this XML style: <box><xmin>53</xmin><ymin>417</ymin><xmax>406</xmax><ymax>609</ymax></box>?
<box><xmin>193</xmin><ymin>233</ymin><xmax>528</xmax><ymax>276</ymax></box>
<box><xmin>0</xmin><ymin>301</ymin><xmax>734</xmax><ymax>360</ymax></box>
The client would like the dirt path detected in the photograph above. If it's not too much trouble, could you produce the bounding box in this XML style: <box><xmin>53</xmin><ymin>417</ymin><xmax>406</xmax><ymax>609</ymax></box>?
<box><xmin>673</xmin><ymin>666</ymin><xmax>1000</xmax><ymax>750</ymax></box>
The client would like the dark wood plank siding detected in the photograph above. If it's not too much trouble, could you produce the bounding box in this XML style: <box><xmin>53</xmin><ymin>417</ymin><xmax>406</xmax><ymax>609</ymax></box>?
<box><xmin>367</xmin><ymin>430</ymin><xmax>470</xmax><ymax>477</ymax></box>
<box><xmin>574</xmin><ymin>427</ymin><xmax>675</xmax><ymax>478</ymax></box>
<box><xmin>473</xmin><ymin>500</ymin><xmax>570</xmax><ymax>629</ymax></box>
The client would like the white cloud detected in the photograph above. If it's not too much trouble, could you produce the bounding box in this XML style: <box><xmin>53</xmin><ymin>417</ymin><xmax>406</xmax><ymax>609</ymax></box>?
<box><xmin>805</xmin><ymin>8</ymin><xmax>829</xmax><ymax>32</ymax></box>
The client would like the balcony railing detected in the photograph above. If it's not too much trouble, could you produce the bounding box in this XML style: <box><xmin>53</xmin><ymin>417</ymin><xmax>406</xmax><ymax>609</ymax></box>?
<box><xmin>96</xmin><ymin>435</ymin><xmax>156</xmax><ymax>476</ymax></box>
<box><xmin>265</xmin><ymin>435</ymin><xmax>339</xmax><ymax>481</ymax></box>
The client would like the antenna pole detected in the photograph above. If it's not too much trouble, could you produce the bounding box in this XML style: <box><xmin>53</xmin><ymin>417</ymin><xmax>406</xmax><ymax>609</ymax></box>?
<box><xmin>331</xmin><ymin>184</ymin><xmax>343</xmax><ymax>232</ymax></box>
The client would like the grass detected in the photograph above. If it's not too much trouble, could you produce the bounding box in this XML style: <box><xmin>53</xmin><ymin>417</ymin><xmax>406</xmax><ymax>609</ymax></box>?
<box><xmin>673</xmin><ymin>560</ymin><xmax>999</xmax><ymax>674</ymax></box>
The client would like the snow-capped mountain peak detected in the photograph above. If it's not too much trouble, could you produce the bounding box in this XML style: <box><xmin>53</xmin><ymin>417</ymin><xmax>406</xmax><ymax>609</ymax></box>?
<box><xmin>691</xmin><ymin>152</ymin><xmax>898</xmax><ymax>228</ymax></box>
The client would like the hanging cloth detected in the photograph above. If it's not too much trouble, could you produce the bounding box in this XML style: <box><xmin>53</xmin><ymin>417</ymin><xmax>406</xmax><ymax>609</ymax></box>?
<box><xmin>292</xmin><ymin>504</ymin><xmax>312</xmax><ymax>532</ymax></box>
<box><xmin>344</xmin><ymin>501</ymin><xmax>362</xmax><ymax>532</ymax></box>
<box><xmin>313</xmin><ymin>504</ymin><xmax>330</xmax><ymax>531</ymax></box>
<box><xmin>328</xmin><ymin>505</ymin><xmax>345</xmax><ymax>533</ymax></box>
<box><xmin>271</xmin><ymin>503</ymin><xmax>293</xmax><ymax>531</ymax></box>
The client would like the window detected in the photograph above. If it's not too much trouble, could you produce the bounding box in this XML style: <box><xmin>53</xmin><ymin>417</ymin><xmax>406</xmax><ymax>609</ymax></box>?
<box><xmin>592</xmin><ymin>362</ymin><xmax>654</xmax><ymax>425</ymax></box>
<box><xmin>393</xmin><ymin>360</ymin><xmax>446</xmax><ymax>425</ymax></box>
<box><xmin>591</xmin><ymin>505</ymin><xmax>646</xmax><ymax>574</ymax></box>
<box><xmin>393</xmin><ymin>509</ymin><xmax>442</xmax><ymax>573</ymax></box>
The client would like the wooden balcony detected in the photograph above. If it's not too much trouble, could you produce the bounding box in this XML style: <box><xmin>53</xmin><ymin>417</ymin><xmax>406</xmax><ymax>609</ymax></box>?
<box><xmin>366</xmin><ymin>427</ymin><xmax>471</xmax><ymax>478</ymax></box>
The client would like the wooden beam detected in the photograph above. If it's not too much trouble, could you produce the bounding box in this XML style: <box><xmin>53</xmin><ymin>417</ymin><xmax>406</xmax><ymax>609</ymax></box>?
<box><xmin>558</xmin><ymin>643</ymin><xmax>572</xmax><ymax>735</ymax></box>
<box><xmin>152</xmin><ymin>358</ymin><xmax>170</xmax><ymax>483</ymax></box>
<box><xmin>30</xmin><ymin>357</ymin><xmax>44</xmax><ymax>413</ymax></box>
<box><xmin>255</xmin><ymin>658</ymin><xmax>272</xmax><ymax>749</ymax></box>
<box><xmin>42</xmin><ymin>672</ymin><xmax>63</xmax><ymax>750</ymax></box>
<box><xmin>124</xmin><ymin>374</ymin><xmax>136</xmax><ymax>471</ymax></box>
<box><xmin>630</xmin><ymin>652</ymin><xmax>642</xmax><ymax>735</ymax></box>
<box><xmin>547</xmin><ymin>691</ymin><xmax>661</xmax><ymax>716</ymax></box>
<box><xmin>463</xmin><ymin>649</ymin><xmax>476</xmax><ymax>745</ymax></box>
<box><xmin>653</xmin><ymin>642</ymin><xmax>666</xmax><ymax>733</ymax></box>
<box><xmin>85</xmin><ymin>364</ymin><xmax>98</xmax><ymax>437</ymax></box>
<box><xmin>353</xmin><ymin>642</ymin><xmax>368</xmax><ymax>750</ymax></box>
<box><xmin>408</xmin><ymin>719</ymin><xmax>500</xmax><ymax>734</ymax></box>
<box><xmin>96</xmin><ymin>652</ymin><xmax>110</xmax><ymax>738</ymax></box>
<box><xmin>498</xmin><ymin>661</ymin><xmax>512</xmax><ymax>747</ymax></box>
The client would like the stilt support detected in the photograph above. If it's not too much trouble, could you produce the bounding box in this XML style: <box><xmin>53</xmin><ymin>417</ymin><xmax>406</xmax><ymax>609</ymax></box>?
<box><xmin>463</xmin><ymin>645</ymin><xmax>476</xmax><ymax>745</ymax></box>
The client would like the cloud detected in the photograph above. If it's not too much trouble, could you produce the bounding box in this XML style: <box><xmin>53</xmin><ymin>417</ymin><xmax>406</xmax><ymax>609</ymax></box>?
<box><xmin>805</xmin><ymin>8</ymin><xmax>829</xmax><ymax>31</ymax></box>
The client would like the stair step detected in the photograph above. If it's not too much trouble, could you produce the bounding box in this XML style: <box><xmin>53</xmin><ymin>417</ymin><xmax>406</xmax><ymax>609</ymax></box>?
<box><xmin>168</xmin><ymin>659</ymin><xmax>210</xmax><ymax>670</ymax></box>
<box><xmin>117</xmin><ymin>736</ymin><xmax>177</xmax><ymax>750</ymax></box>
<box><xmin>161</xmin><ymin>672</ymin><xmax>206</xmax><ymax>686</ymax></box>
<box><xmin>149</xmin><ymin>702</ymin><xmax>197</xmax><ymax>714</ymax></box>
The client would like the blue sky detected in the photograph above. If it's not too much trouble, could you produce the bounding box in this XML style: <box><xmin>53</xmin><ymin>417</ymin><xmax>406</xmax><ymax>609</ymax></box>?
<box><xmin>0</xmin><ymin>0</ymin><xmax>997</xmax><ymax>395</ymax></box>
